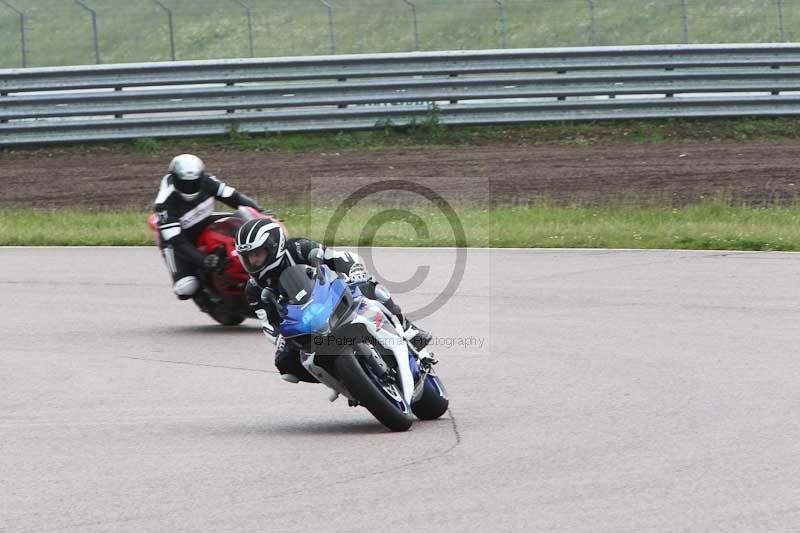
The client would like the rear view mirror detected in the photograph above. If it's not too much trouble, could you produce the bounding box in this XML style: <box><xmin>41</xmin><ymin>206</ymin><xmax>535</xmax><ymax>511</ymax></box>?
<box><xmin>307</xmin><ymin>247</ymin><xmax>324</xmax><ymax>267</ymax></box>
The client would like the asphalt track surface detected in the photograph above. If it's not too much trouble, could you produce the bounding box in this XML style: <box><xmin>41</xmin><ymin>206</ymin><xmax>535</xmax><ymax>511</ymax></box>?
<box><xmin>2</xmin><ymin>247</ymin><xmax>799</xmax><ymax>532</ymax></box>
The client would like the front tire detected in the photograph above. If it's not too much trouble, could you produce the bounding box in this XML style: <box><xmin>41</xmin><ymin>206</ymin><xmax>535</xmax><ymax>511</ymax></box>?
<box><xmin>334</xmin><ymin>352</ymin><xmax>413</xmax><ymax>432</ymax></box>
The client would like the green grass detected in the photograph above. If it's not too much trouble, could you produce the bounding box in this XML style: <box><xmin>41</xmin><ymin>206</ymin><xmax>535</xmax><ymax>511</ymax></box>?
<box><xmin>0</xmin><ymin>0</ymin><xmax>794</xmax><ymax>68</ymax></box>
<box><xmin>0</xmin><ymin>210</ymin><xmax>150</xmax><ymax>246</ymax></box>
<box><xmin>3</xmin><ymin>201</ymin><xmax>800</xmax><ymax>251</ymax></box>
<box><xmin>26</xmin><ymin>117</ymin><xmax>800</xmax><ymax>157</ymax></box>
<box><xmin>484</xmin><ymin>202</ymin><xmax>800</xmax><ymax>250</ymax></box>
<box><xmin>217</xmin><ymin>117</ymin><xmax>800</xmax><ymax>149</ymax></box>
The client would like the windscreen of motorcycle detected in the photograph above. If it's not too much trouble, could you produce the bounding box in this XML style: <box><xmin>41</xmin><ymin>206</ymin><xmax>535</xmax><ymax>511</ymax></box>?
<box><xmin>278</xmin><ymin>265</ymin><xmax>317</xmax><ymax>305</ymax></box>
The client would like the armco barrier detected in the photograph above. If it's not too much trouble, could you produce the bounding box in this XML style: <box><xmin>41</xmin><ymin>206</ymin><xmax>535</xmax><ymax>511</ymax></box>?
<box><xmin>2</xmin><ymin>44</ymin><xmax>800</xmax><ymax>146</ymax></box>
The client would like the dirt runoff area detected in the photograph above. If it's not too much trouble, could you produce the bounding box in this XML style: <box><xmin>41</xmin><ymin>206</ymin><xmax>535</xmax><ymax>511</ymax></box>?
<box><xmin>1</xmin><ymin>139</ymin><xmax>799</xmax><ymax>209</ymax></box>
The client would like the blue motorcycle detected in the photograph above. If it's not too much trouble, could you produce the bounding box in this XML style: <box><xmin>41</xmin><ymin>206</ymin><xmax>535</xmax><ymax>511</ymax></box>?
<box><xmin>275</xmin><ymin>263</ymin><xmax>448</xmax><ymax>432</ymax></box>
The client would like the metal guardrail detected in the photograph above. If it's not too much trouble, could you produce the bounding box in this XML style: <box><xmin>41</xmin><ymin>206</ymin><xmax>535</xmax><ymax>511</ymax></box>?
<box><xmin>2</xmin><ymin>44</ymin><xmax>800</xmax><ymax>146</ymax></box>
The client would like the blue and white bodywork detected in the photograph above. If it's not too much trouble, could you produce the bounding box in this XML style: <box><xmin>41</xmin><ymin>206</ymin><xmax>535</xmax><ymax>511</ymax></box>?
<box><xmin>274</xmin><ymin>263</ymin><xmax>447</xmax><ymax>430</ymax></box>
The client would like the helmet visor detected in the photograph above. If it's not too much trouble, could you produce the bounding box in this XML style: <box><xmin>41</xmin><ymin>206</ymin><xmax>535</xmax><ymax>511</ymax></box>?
<box><xmin>239</xmin><ymin>248</ymin><xmax>270</xmax><ymax>274</ymax></box>
<box><xmin>174</xmin><ymin>178</ymin><xmax>200</xmax><ymax>195</ymax></box>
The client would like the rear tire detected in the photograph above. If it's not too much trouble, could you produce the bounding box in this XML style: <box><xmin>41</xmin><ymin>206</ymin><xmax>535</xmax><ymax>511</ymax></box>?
<box><xmin>411</xmin><ymin>375</ymin><xmax>449</xmax><ymax>420</ymax></box>
<box><xmin>208</xmin><ymin>308</ymin><xmax>245</xmax><ymax>326</ymax></box>
<box><xmin>193</xmin><ymin>296</ymin><xmax>245</xmax><ymax>326</ymax></box>
<box><xmin>334</xmin><ymin>352</ymin><xmax>413</xmax><ymax>432</ymax></box>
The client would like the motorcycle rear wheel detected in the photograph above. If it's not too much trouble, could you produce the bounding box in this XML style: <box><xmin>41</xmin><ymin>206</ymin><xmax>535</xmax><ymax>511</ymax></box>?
<box><xmin>411</xmin><ymin>375</ymin><xmax>449</xmax><ymax>420</ymax></box>
<box><xmin>207</xmin><ymin>307</ymin><xmax>246</xmax><ymax>326</ymax></box>
<box><xmin>334</xmin><ymin>351</ymin><xmax>413</xmax><ymax>432</ymax></box>
<box><xmin>193</xmin><ymin>294</ymin><xmax>245</xmax><ymax>326</ymax></box>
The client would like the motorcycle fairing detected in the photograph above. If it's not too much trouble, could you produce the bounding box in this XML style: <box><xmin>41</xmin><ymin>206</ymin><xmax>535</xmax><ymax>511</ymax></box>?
<box><xmin>276</xmin><ymin>264</ymin><xmax>417</xmax><ymax>405</ymax></box>
<box><xmin>279</xmin><ymin>272</ymin><xmax>346</xmax><ymax>338</ymax></box>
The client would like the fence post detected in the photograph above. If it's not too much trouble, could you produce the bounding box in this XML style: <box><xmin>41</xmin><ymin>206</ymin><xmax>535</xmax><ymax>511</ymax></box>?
<box><xmin>585</xmin><ymin>0</ymin><xmax>596</xmax><ymax>46</ymax></box>
<box><xmin>74</xmin><ymin>0</ymin><xmax>100</xmax><ymax>64</ymax></box>
<box><xmin>494</xmin><ymin>0</ymin><xmax>508</xmax><ymax>48</ymax></box>
<box><xmin>232</xmin><ymin>0</ymin><xmax>255</xmax><ymax>57</ymax></box>
<box><xmin>776</xmin><ymin>0</ymin><xmax>786</xmax><ymax>42</ymax></box>
<box><xmin>0</xmin><ymin>0</ymin><xmax>27</xmax><ymax>67</ymax></box>
<box><xmin>402</xmin><ymin>0</ymin><xmax>420</xmax><ymax>51</ymax></box>
<box><xmin>153</xmin><ymin>0</ymin><xmax>176</xmax><ymax>61</ymax></box>
<box><xmin>318</xmin><ymin>0</ymin><xmax>336</xmax><ymax>54</ymax></box>
<box><xmin>680</xmin><ymin>0</ymin><xmax>689</xmax><ymax>44</ymax></box>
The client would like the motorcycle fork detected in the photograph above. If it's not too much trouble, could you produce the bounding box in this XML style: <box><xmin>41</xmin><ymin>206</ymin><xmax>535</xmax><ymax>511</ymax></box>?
<box><xmin>356</xmin><ymin>343</ymin><xmax>390</xmax><ymax>379</ymax></box>
<box><xmin>408</xmin><ymin>343</ymin><xmax>439</xmax><ymax>402</ymax></box>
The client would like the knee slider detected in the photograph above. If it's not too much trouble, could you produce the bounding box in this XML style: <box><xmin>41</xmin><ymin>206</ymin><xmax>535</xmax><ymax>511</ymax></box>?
<box><xmin>173</xmin><ymin>276</ymin><xmax>199</xmax><ymax>299</ymax></box>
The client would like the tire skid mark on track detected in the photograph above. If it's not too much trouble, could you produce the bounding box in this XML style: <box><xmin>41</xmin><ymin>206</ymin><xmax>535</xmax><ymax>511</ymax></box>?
<box><xmin>284</xmin><ymin>407</ymin><xmax>462</xmax><ymax>487</ymax></box>
<box><xmin>120</xmin><ymin>355</ymin><xmax>275</xmax><ymax>374</ymax></box>
<box><xmin>446</xmin><ymin>407</ymin><xmax>462</xmax><ymax>449</ymax></box>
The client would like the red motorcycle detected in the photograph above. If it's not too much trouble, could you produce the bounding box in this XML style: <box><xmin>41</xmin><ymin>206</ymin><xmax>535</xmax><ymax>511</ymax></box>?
<box><xmin>148</xmin><ymin>206</ymin><xmax>285</xmax><ymax>326</ymax></box>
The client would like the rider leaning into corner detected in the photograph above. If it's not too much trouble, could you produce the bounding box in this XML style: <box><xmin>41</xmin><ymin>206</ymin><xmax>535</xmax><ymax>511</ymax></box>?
<box><xmin>154</xmin><ymin>154</ymin><xmax>268</xmax><ymax>303</ymax></box>
<box><xmin>234</xmin><ymin>218</ymin><xmax>433</xmax><ymax>384</ymax></box>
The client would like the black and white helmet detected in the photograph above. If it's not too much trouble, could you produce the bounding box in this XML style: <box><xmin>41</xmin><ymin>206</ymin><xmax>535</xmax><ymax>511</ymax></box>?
<box><xmin>169</xmin><ymin>154</ymin><xmax>205</xmax><ymax>201</ymax></box>
<box><xmin>235</xmin><ymin>218</ymin><xmax>287</xmax><ymax>277</ymax></box>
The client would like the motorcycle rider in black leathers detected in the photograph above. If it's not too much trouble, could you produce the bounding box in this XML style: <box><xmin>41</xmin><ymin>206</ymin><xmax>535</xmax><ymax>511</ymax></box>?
<box><xmin>154</xmin><ymin>154</ymin><xmax>267</xmax><ymax>301</ymax></box>
<box><xmin>234</xmin><ymin>217</ymin><xmax>432</xmax><ymax>383</ymax></box>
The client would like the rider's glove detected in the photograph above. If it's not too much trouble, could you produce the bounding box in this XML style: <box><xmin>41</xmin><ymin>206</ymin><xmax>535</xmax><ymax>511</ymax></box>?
<box><xmin>260</xmin><ymin>288</ymin><xmax>284</xmax><ymax>325</ymax></box>
<box><xmin>260</xmin><ymin>287</ymin><xmax>277</xmax><ymax>306</ymax></box>
<box><xmin>202</xmin><ymin>253</ymin><xmax>225</xmax><ymax>273</ymax></box>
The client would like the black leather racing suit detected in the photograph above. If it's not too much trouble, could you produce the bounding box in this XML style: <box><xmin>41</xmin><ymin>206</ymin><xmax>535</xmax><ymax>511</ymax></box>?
<box><xmin>245</xmin><ymin>238</ymin><xmax>404</xmax><ymax>382</ymax></box>
<box><xmin>154</xmin><ymin>173</ymin><xmax>262</xmax><ymax>289</ymax></box>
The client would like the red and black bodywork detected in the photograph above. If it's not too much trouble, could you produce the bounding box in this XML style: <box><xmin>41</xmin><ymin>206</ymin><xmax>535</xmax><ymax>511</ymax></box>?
<box><xmin>148</xmin><ymin>207</ymin><xmax>286</xmax><ymax>325</ymax></box>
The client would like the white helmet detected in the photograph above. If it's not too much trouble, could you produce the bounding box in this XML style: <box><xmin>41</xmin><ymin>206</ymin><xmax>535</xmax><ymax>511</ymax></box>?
<box><xmin>169</xmin><ymin>154</ymin><xmax>205</xmax><ymax>201</ymax></box>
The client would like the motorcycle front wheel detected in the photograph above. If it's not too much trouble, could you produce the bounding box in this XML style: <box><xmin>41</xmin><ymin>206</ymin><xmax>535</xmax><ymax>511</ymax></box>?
<box><xmin>334</xmin><ymin>351</ymin><xmax>413</xmax><ymax>432</ymax></box>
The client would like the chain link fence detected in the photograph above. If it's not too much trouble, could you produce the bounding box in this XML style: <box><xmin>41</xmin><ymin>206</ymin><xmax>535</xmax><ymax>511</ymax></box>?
<box><xmin>0</xmin><ymin>0</ymin><xmax>797</xmax><ymax>68</ymax></box>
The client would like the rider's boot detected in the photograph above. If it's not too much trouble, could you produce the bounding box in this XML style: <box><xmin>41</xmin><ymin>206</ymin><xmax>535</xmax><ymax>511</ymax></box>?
<box><xmin>173</xmin><ymin>276</ymin><xmax>199</xmax><ymax>301</ymax></box>
<box><xmin>404</xmin><ymin>319</ymin><xmax>432</xmax><ymax>352</ymax></box>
